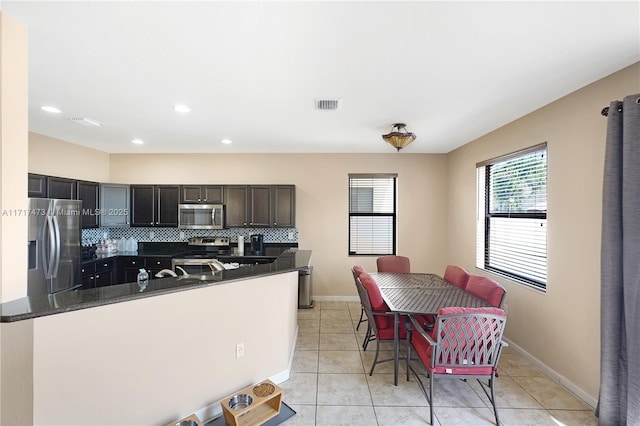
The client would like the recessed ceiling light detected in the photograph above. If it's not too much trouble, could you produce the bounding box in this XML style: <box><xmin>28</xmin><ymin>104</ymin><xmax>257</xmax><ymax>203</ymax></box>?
<box><xmin>131</xmin><ymin>139</ymin><xmax>144</xmax><ymax>145</ymax></box>
<box><xmin>41</xmin><ymin>105</ymin><xmax>62</xmax><ymax>113</ymax></box>
<box><xmin>221</xmin><ymin>139</ymin><xmax>233</xmax><ymax>145</ymax></box>
<box><xmin>173</xmin><ymin>105</ymin><xmax>191</xmax><ymax>113</ymax></box>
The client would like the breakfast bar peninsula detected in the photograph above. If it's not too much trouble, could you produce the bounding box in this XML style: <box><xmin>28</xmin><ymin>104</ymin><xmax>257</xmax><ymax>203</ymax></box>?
<box><xmin>0</xmin><ymin>250</ymin><xmax>311</xmax><ymax>425</ymax></box>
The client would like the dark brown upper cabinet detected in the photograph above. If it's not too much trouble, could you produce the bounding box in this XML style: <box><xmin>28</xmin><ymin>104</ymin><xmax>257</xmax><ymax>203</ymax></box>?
<box><xmin>130</xmin><ymin>185</ymin><xmax>179</xmax><ymax>227</ymax></box>
<box><xmin>180</xmin><ymin>185</ymin><xmax>223</xmax><ymax>204</ymax></box>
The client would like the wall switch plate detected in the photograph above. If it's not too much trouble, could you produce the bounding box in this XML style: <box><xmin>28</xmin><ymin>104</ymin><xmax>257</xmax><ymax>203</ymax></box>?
<box><xmin>236</xmin><ymin>343</ymin><xmax>245</xmax><ymax>358</ymax></box>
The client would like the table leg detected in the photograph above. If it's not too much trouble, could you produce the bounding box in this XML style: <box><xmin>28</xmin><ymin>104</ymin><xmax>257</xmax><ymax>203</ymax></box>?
<box><xmin>393</xmin><ymin>312</ymin><xmax>399</xmax><ymax>386</ymax></box>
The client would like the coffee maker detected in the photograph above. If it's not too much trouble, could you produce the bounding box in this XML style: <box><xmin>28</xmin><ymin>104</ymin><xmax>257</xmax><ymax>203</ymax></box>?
<box><xmin>250</xmin><ymin>234</ymin><xmax>265</xmax><ymax>256</ymax></box>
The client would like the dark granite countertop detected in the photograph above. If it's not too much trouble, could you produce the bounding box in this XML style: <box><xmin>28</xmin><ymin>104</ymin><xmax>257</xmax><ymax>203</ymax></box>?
<box><xmin>1</xmin><ymin>250</ymin><xmax>311</xmax><ymax>323</ymax></box>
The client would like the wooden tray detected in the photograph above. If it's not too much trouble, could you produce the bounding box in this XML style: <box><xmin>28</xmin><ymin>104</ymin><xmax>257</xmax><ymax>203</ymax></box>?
<box><xmin>220</xmin><ymin>379</ymin><xmax>283</xmax><ymax>426</ymax></box>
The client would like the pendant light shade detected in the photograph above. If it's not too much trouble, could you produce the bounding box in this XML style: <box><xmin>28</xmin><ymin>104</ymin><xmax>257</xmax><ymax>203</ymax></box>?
<box><xmin>382</xmin><ymin>123</ymin><xmax>416</xmax><ymax>151</ymax></box>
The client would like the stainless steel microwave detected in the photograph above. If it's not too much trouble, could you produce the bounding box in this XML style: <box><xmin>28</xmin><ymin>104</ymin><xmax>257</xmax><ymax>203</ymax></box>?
<box><xmin>178</xmin><ymin>204</ymin><xmax>224</xmax><ymax>229</ymax></box>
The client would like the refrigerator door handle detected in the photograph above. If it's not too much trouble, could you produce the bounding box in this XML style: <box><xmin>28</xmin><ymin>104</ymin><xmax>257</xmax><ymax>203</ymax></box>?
<box><xmin>42</xmin><ymin>214</ymin><xmax>56</xmax><ymax>278</ymax></box>
<box><xmin>51</xmin><ymin>214</ymin><xmax>61</xmax><ymax>278</ymax></box>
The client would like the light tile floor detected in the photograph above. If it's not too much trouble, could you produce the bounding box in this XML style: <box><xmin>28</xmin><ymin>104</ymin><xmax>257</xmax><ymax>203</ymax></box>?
<box><xmin>280</xmin><ymin>301</ymin><xmax>596</xmax><ymax>426</ymax></box>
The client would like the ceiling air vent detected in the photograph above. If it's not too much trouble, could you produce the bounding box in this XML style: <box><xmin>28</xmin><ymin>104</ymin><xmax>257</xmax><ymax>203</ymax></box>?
<box><xmin>69</xmin><ymin>116</ymin><xmax>102</xmax><ymax>127</ymax></box>
<box><xmin>315</xmin><ymin>98</ymin><xmax>341</xmax><ymax>111</ymax></box>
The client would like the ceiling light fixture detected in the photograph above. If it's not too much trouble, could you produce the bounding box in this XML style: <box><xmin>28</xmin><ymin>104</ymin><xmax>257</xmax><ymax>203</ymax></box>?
<box><xmin>41</xmin><ymin>105</ymin><xmax>62</xmax><ymax>113</ymax></box>
<box><xmin>173</xmin><ymin>105</ymin><xmax>191</xmax><ymax>113</ymax></box>
<box><xmin>220</xmin><ymin>139</ymin><xmax>233</xmax><ymax>145</ymax></box>
<box><xmin>382</xmin><ymin>123</ymin><xmax>416</xmax><ymax>152</ymax></box>
<box><xmin>131</xmin><ymin>139</ymin><xmax>144</xmax><ymax>145</ymax></box>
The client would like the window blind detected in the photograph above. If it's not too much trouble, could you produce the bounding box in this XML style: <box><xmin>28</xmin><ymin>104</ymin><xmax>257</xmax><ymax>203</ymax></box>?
<box><xmin>477</xmin><ymin>144</ymin><xmax>548</xmax><ymax>288</ymax></box>
<box><xmin>349</xmin><ymin>174</ymin><xmax>397</xmax><ymax>256</ymax></box>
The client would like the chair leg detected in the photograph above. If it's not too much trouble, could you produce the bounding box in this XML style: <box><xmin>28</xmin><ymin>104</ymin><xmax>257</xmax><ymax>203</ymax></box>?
<box><xmin>429</xmin><ymin>373</ymin><xmax>435</xmax><ymax>425</ymax></box>
<box><xmin>362</xmin><ymin>324</ymin><xmax>373</xmax><ymax>351</ymax></box>
<box><xmin>489</xmin><ymin>376</ymin><xmax>500</xmax><ymax>425</ymax></box>
<box><xmin>408</xmin><ymin>363</ymin><xmax>434</xmax><ymax>425</ymax></box>
<box><xmin>477</xmin><ymin>375</ymin><xmax>500</xmax><ymax>425</ymax></box>
<box><xmin>369</xmin><ymin>338</ymin><xmax>381</xmax><ymax>375</ymax></box>
<box><xmin>356</xmin><ymin>307</ymin><xmax>367</xmax><ymax>331</ymax></box>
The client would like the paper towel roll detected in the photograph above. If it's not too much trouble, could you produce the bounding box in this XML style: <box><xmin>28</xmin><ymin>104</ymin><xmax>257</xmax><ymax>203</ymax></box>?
<box><xmin>238</xmin><ymin>235</ymin><xmax>244</xmax><ymax>255</ymax></box>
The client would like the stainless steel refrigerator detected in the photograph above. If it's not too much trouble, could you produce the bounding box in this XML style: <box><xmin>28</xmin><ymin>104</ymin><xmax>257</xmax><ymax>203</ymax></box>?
<box><xmin>28</xmin><ymin>198</ymin><xmax>82</xmax><ymax>295</ymax></box>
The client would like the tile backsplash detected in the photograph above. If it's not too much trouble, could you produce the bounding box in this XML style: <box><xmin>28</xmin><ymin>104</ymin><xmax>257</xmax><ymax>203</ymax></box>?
<box><xmin>82</xmin><ymin>227</ymin><xmax>298</xmax><ymax>245</ymax></box>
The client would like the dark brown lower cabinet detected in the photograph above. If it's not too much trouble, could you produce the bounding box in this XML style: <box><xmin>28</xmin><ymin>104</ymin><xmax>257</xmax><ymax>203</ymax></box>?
<box><xmin>81</xmin><ymin>258</ymin><xmax>115</xmax><ymax>289</ymax></box>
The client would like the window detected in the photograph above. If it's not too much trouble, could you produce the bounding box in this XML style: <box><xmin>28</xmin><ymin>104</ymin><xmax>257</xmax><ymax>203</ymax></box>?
<box><xmin>476</xmin><ymin>143</ymin><xmax>547</xmax><ymax>289</ymax></box>
<box><xmin>349</xmin><ymin>174</ymin><xmax>397</xmax><ymax>256</ymax></box>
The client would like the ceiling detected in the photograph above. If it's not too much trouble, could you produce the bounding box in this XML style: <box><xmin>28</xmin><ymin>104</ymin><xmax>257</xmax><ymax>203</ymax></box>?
<box><xmin>3</xmin><ymin>1</ymin><xmax>639</xmax><ymax>154</ymax></box>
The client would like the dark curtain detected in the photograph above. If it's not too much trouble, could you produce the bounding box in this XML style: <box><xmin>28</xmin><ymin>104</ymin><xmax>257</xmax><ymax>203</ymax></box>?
<box><xmin>599</xmin><ymin>93</ymin><xmax>640</xmax><ymax>425</ymax></box>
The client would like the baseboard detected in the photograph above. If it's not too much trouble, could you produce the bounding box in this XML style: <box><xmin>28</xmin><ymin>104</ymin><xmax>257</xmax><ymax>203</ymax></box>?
<box><xmin>313</xmin><ymin>295</ymin><xmax>360</xmax><ymax>303</ymax></box>
<box><xmin>504</xmin><ymin>337</ymin><xmax>598</xmax><ymax>409</ymax></box>
<box><xmin>193</xmin><ymin>324</ymin><xmax>298</xmax><ymax>423</ymax></box>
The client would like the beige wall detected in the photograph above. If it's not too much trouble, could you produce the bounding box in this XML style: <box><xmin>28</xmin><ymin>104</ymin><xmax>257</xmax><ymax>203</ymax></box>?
<box><xmin>0</xmin><ymin>12</ymin><xmax>28</xmax><ymax>303</ymax></box>
<box><xmin>30</xmin><ymin>272</ymin><xmax>298</xmax><ymax>425</ymax></box>
<box><xmin>110</xmin><ymin>153</ymin><xmax>450</xmax><ymax>297</ymax></box>
<box><xmin>446</xmin><ymin>62</ymin><xmax>640</xmax><ymax>404</ymax></box>
<box><xmin>28</xmin><ymin>132</ymin><xmax>110</xmax><ymax>182</ymax></box>
<box><xmin>0</xmin><ymin>12</ymin><xmax>30</xmax><ymax>425</ymax></box>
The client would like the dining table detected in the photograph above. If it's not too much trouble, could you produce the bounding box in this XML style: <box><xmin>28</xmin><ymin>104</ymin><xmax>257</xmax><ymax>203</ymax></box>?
<box><xmin>369</xmin><ymin>272</ymin><xmax>491</xmax><ymax>385</ymax></box>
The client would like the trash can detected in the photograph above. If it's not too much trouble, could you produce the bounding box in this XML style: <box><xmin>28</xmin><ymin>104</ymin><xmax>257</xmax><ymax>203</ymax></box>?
<box><xmin>298</xmin><ymin>266</ymin><xmax>313</xmax><ymax>309</ymax></box>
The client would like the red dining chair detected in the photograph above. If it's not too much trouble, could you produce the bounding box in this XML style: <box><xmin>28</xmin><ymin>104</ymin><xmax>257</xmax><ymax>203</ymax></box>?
<box><xmin>351</xmin><ymin>265</ymin><xmax>369</xmax><ymax>334</ymax></box>
<box><xmin>407</xmin><ymin>307</ymin><xmax>508</xmax><ymax>425</ymax></box>
<box><xmin>376</xmin><ymin>255</ymin><xmax>411</xmax><ymax>273</ymax></box>
<box><xmin>443</xmin><ymin>265</ymin><xmax>471</xmax><ymax>289</ymax></box>
<box><xmin>357</xmin><ymin>273</ymin><xmax>408</xmax><ymax>374</ymax></box>
<box><xmin>465</xmin><ymin>275</ymin><xmax>507</xmax><ymax>307</ymax></box>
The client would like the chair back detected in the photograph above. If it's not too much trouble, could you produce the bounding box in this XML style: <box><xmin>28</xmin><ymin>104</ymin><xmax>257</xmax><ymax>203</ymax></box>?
<box><xmin>443</xmin><ymin>265</ymin><xmax>471</xmax><ymax>289</ymax></box>
<box><xmin>352</xmin><ymin>265</ymin><xmax>366</xmax><ymax>280</ymax></box>
<box><xmin>431</xmin><ymin>307</ymin><xmax>507</xmax><ymax>373</ymax></box>
<box><xmin>358</xmin><ymin>273</ymin><xmax>397</xmax><ymax>331</ymax></box>
<box><xmin>355</xmin><ymin>276</ymin><xmax>381</xmax><ymax>336</ymax></box>
<box><xmin>465</xmin><ymin>275</ymin><xmax>506</xmax><ymax>307</ymax></box>
<box><xmin>376</xmin><ymin>255</ymin><xmax>410</xmax><ymax>273</ymax></box>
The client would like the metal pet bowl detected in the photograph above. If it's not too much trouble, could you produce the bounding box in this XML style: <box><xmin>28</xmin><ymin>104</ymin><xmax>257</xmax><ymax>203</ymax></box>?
<box><xmin>228</xmin><ymin>393</ymin><xmax>253</xmax><ymax>410</ymax></box>
<box><xmin>175</xmin><ymin>421</ymin><xmax>198</xmax><ymax>426</ymax></box>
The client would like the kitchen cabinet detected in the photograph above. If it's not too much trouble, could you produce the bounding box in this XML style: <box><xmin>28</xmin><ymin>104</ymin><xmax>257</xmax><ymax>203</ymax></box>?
<box><xmin>28</xmin><ymin>173</ymin><xmax>48</xmax><ymax>198</ymax></box>
<box><xmin>225</xmin><ymin>185</ymin><xmax>272</xmax><ymax>228</ymax></box>
<box><xmin>130</xmin><ymin>185</ymin><xmax>155</xmax><ymax>226</ymax></box>
<box><xmin>130</xmin><ymin>185</ymin><xmax>180</xmax><ymax>227</ymax></box>
<box><xmin>77</xmin><ymin>180</ymin><xmax>100</xmax><ymax>229</ymax></box>
<box><xmin>272</xmin><ymin>185</ymin><xmax>295</xmax><ymax>227</ymax></box>
<box><xmin>224</xmin><ymin>185</ymin><xmax>295</xmax><ymax>228</ymax></box>
<box><xmin>117</xmin><ymin>256</ymin><xmax>144</xmax><ymax>283</ymax></box>
<box><xmin>81</xmin><ymin>258</ymin><xmax>115</xmax><ymax>289</ymax></box>
<box><xmin>47</xmin><ymin>176</ymin><xmax>76</xmax><ymax>199</ymax></box>
<box><xmin>100</xmin><ymin>183</ymin><xmax>130</xmax><ymax>227</ymax></box>
<box><xmin>180</xmin><ymin>185</ymin><xmax>223</xmax><ymax>204</ymax></box>
<box><xmin>117</xmin><ymin>256</ymin><xmax>171</xmax><ymax>283</ymax></box>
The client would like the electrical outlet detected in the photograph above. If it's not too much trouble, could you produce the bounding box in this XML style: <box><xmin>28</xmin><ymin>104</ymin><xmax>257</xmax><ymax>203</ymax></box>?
<box><xmin>236</xmin><ymin>343</ymin><xmax>245</xmax><ymax>358</ymax></box>
<box><xmin>149</xmin><ymin>231</ymin><xmax>155</xmax><ymax>239</ymax></box>
<box><xmin>179</xmin><ymin>231</ymin><xmax>185</xmax><ymax>240</ymax></box>
<box><xmin>288</xmin><ymin>231</ymin><xmax>294</xmax><ymax>240</ymax></box>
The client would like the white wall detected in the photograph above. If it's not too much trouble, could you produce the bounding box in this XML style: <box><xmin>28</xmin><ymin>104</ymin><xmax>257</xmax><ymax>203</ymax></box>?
<box><xmin>446</xmin><ymin>62</ymin><xmax>640</xmax><ymax>404</ymax></box>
